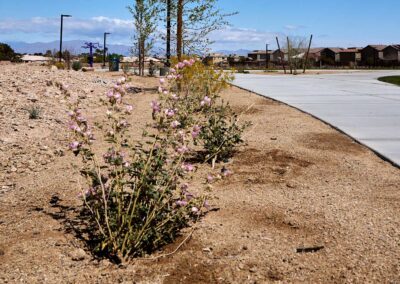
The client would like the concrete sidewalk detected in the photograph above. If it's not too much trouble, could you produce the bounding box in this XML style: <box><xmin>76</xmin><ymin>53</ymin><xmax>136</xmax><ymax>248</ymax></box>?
<box><xmin>233</xmin><ymin>71</ymin><xmax>400</xmax><ymax>167</ymax></box>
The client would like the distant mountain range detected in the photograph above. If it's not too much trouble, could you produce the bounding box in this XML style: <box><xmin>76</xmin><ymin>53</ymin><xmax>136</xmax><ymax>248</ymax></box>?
<box><xmin>5</xmin><ymin>40</ymin><xmax>252</xmax><ymax>57</ymax></box>
<box><xmin>6</xmin><ymin>40</ymin><xmax>132</xmax><ymax>56</ymax></box>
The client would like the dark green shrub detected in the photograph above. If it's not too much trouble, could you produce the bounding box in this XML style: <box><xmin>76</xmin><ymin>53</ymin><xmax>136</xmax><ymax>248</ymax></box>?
<box><xmin>72</xmin><ymin>61</ymin><xmax>82</xmax><ymax>71</ymax></box>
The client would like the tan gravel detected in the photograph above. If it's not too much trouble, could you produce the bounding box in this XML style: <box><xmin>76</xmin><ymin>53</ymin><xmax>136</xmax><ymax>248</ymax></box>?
<box><xmin>0</xmin><ymin>63</ymin><xmax>399</xmax><ymax>283</ymax></box>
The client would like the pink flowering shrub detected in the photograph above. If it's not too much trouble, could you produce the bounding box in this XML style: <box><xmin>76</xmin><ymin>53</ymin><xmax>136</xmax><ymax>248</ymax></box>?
<box><xmin>64</xmin><ymin>78</ymin><xmax>206</xmax><ymax>260</ymax></box>
<box><xmin>154</xmin><ymin>58</ymin><xmax>249</xmax><ymax>163</ymax></box>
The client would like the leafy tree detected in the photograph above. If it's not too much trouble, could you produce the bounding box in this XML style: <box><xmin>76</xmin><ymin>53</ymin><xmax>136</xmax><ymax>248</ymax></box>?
<box><xmin>172</xmin><ymin>0</ymin><xmax>236</xmax><ymax>59</ymax></box>
<box><xmin>128</xmin><ymin>0</ymin><xmax>160</xmax><ymax>76</ymax></box>
<box><xmin>0</xmin><ymin>43</ymin><xmax>17</xmax><ymax>61</ymax></box>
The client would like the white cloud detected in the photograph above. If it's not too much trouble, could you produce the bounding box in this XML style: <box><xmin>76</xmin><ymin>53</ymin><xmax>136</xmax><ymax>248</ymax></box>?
<box><xmin>209</xmin><ymin>27</ymin><xmax>285</xmax><ymax>50</ymax></box>
<box><xmin>0</xmin><ymin>16</ymin><xmax>289</xmax><ymax>50</ymax></box>
<box><xmin>284</xmin><ymin>24</ymin><xmax>306</xmax><ymax>31</ymax></box>
<box><xmin>0</xmin><ymin>16</ymin><xmax>134</xmax><ymax>43</ymax></box>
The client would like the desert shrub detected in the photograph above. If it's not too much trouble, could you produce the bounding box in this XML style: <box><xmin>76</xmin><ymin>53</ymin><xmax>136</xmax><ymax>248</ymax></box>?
<box><xmin>65</xmin><ymin>78</ymin><xmax>205</xmax><ymax>260</ymax></box>
<box><xmin>154</xmin><ymin>59</ymin><xmax>249</xmax><ymax>163</ymax></box>
<box><xmin>72</xmin><ymin>61</ymin><xmax>82</xmax><ymax>71</ymax></box>
<box><xmin>55</xmin><ymin>62</ymin><xmax>65</xmax><ymax>70</ymax></box>
<box><xmin>198</xmin><ymin>104</ymin><xmax>249</xmax><ymax>162</ymax></box>
<box><xmin>0</xmin><ymin>43</ymin><xmax>17</xmax><ymax>61</ymax></box>
<box><xmin>28</xmin><ymin>105</ymin><xmax>41</xmax><ymax>119</ymax></box>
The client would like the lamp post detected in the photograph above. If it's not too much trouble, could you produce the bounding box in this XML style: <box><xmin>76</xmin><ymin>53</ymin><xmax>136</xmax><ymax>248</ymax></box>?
<box><xmin>265</xmin><ymin>43</ymin><xmax>269</xmax><ymax>69</ymax></box>
<box><xmin>59</xmin><ymin>14</ymin><xmax>72</xmax><ymax>62</ymax></box>
<box><xmin>103</xmin><ymin>32</ymin><xmax>111</xmax><ymax>68</ymax></box>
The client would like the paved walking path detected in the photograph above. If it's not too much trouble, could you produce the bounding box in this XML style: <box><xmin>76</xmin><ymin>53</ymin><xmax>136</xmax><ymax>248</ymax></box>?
<box><xmin>234</xmin><ymin>71</ymin><xmax>400</xmax><ymax>167</ymax></box>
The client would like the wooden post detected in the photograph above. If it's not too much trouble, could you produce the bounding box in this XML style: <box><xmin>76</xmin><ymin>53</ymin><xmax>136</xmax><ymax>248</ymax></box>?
<box><xmin>287</xmin><ymin>36</ymin><xmax>292</xmax><ymax>74</ymax></box>
<box><xmin>177</xmin><ymin>0</ymin><xmax>183</xmax><ymax>61</ymax></box>
<box><xmin>276</xmin><ymin>37</ymin><xmax>286</xmax><ymax>74</ymax></box>
<box><xmin>303</xmin><ymin>34</ymin><xmax>313</xmax><ymax>73</ymax></box>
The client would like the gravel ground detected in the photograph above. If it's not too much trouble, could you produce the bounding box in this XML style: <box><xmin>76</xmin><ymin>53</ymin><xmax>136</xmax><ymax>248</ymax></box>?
<box><xmin>0</xmin><ymin>63</ymin><xmax>399</xmax><ymax>283</ymax></box>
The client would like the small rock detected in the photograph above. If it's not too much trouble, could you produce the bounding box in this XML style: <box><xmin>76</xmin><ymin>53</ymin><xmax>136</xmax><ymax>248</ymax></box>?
<box><xmin>249</xmin><ymin>266</ymin><xmax>257</xmax><ymax>273</ymax></box>
<box><xmin>70</xmin><ymin>248</ymin><xmax>87</xmax><ymax>261</ymax></box>
<box><xmin>50</xmin><ymin>65</ymin><xmax>58</xmax><ymax>71</ymax></box>
<box><xmin>202</xmin><ymin>247</ymin><xmax>212</xmax><ymax>253</ymax></box>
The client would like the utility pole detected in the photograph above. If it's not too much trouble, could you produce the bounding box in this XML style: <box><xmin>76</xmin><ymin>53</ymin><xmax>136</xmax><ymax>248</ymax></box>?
<box><xmin>166</xmin><ymin>0</ymin><xmax>171</xmax><ymax>67</ymax></box>
<box><xmin>103</xmin><ymin>32</ymin><xmax>111</xmax><ymax>68</ymax></box>
<box><xmin>303</xmin><ymin>34</ymin><xmax>313</xmax><ymax>73</ymax></box>
<box><xmin>265</xmin><ymin>43</ymin><xmax>269</xmax><ymax>70</ymax></box>
<box><xmin>59</xmin><ymin>14</ymin><xmax>72</xmax><ymax>62</ymax></box>
<box><xmin>287</xmin><ymin>36</ymin><xmax>292</xmax><ymax>74</ymax></box>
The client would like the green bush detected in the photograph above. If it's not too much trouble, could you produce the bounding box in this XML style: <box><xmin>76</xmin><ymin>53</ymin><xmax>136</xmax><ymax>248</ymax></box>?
<box><xmin>0</xmin><ymin>43</ymin><xmax>17</xmax><ymax>61</ymax></box>
<box><xmin>28</xmin><ymin>105</ymin><xmax>41</xmax><ymax>119</ymax></box>
<box><xmin>72</xmin><ymin>61</ymin><xmax>82</xmax><ymax>71</ymax></box>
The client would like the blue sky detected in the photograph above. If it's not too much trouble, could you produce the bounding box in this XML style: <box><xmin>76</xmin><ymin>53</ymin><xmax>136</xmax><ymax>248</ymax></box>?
<box><xmin>0</xmin><ymin>0</ymin><xmax>399</xmax><ymax>50</ymax></box>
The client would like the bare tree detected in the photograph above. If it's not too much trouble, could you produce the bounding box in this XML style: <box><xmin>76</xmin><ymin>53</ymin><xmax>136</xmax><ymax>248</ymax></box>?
<box><xmin>285</xmin><ymin>36</ymin><xmax>308</xmax><ymax>74</ymax></box>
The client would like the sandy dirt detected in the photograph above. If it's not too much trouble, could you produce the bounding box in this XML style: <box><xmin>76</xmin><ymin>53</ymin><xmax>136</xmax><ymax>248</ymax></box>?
<box><xmin>0</xmin><ymin>63</ymin><xmax>399</xmax><ymax>283</ymax></box>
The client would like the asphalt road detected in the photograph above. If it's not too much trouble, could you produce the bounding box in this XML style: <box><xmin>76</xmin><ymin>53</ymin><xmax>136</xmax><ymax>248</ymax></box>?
<box><xmin>234</xmin><ymin>71</ymin><xmax>400</xmax><ymax>167</ymax></box>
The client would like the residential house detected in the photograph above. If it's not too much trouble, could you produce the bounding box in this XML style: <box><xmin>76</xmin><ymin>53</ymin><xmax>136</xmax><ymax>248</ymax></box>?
<box><xmin>203</xmin><ymin>53</ymin><xmax>228</xmax><ymax>66</ymax></box>
<box><xmin>247</xmin><ymin>50</ymin><xmax>272</xmax><ymax>62</ymax></box>
<box><xmin>361</xmin><ymin>45</ymin><xmax>387</xmax><ymax>66</ymax></box>
<box><xmin>271</xmin><ymin>49</ymin><xmax>288</xmax><ymax>63</ymax></box>
<box><xmin>320</xmin><ymin>48</ymin><xmax>343</xmax><ymax>66</ymax></box>
<box><xmin>382</xmin><ymin>45</ymin><xmax>400</xmax><ymax>64</ymax></box>
<box><xmin>338</xmin><ymin>48</ymin><xmax>362</xmax><ymax>66</ymax></box>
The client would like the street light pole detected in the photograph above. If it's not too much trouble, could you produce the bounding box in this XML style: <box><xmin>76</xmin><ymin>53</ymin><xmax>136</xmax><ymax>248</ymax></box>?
<box><xmin>59</xmin><ymin>14</ymin><xmax>72</xmax><ymax>62</ymax></box>
<box><xmin>103</xmin><ymin>32</ymin><xmax>111</xmax><ymax>68</ymax></box>
<box><xmin>265</xmin><ymin>43</ymin><xmax>269</xmax><ymax>69</ymax></box>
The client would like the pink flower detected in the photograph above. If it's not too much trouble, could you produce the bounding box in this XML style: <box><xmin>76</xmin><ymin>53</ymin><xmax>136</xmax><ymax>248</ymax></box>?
<box><xmin>68</xmin><ymin>123</ymin><xmax>81</xmax><ymax>132</ymax></box>
<box><xmin>67</xmin><ymin>110</ymin><xmax>74</xmax><ymax>117</ymax></box>
<box><xmin>125</xmin><ymin>105</ymin><xmax>134</xmax><ymax>114</ymax></box>
<box><xmin>114</xmin><ymin>92</ymin><xmax>121</xmax><ymax>101</ymax></box>
<box><xmin>221</xmin><ymin>167</ymin><xmax>233</xmax><ymax>177</ymax></box>
<box><xmin>69</xmin><ymin>141</ymin><xmax>80</xmax><ymax>151</ymax></box>
<box><xmin>182</xmin><ymin>163</ymin><xmax>194</xmax><ymax>172</ymax></box>
<box><xmin>159</xmin><ymin>78</ymin><xmax>165</xmax><ymax>85</ymax></box>
<box><xmin>201</xmin><ymin>96</ymin><xmax>212</xmax><ymax>107</ymax></box>
<box><xmin>207</xmin><ymin>174</ymin><xmax>214</xmax><ymax>183</ymax></box>
<box><xmin>117</xmin><ymin>77</ymin><xmax>126</xmax><ymax>85</ymax></box>
<box><xmin>191</xmin><ymin>207</ymin><xmax>199</xmax><ymax>213</ymax></box>
<box><xmin>171</xmin><ymin>120</ymin><xmax>181</xmax><ymax>128</ymax></box>
<box><xmin>191</xmin><ymin>125</ymin><xmax>201</xmax><ymax>139</ymax></box>
<box><xmin>106</xmin><ymin>90</ymin><xmax>114</xmax><ymax>98</ymax></box>
<box><xmin>117</xmin><ymin>120</ymin><xmax>128</xmax><ymax>129</ymax></box>
<box><xmin>177</xmin><ymin>62</ymin><xmax>185</xmax><ymax>69</ymax></box>
<box><xmin>151</xmin><ymin>100</ymin><xmax>160</xmax><ymax>113</ymax></box>
<box><xmin>76</xmin><ymin>116</ymin><xmax>87</xmax><ymax>123</ymax></box>
<box><xmin>189</xmin><ymin>59</ymin><xmax>196</xmax><ymax>65</ymax></box>
<box><xmin>176</xmin><ymin>145</ymin><xmax>189</xmax><ymax>154</ymax></box>
<box><xmin>176</xmin><ymin>200</ymin><xmax>188</xmax><ymax>207</ymax></box>
<box><xmin>158</xmin><ymin>86</ymin><xmax>163</xmax><ymax>93</ymax></box>
<box><xmin>165</xmin><ymin>108</ymin><xmax>175</xmax><ymax>117</ymax></box>
<box><xmin>170</xmin><ymin>68</ymin><xmax>176</xmax><ymax>73</ymax></box>
<box><xmin>171</xmin><ymin>94</ymin><xmax>179</xmax><ymax>100</ymax></box>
